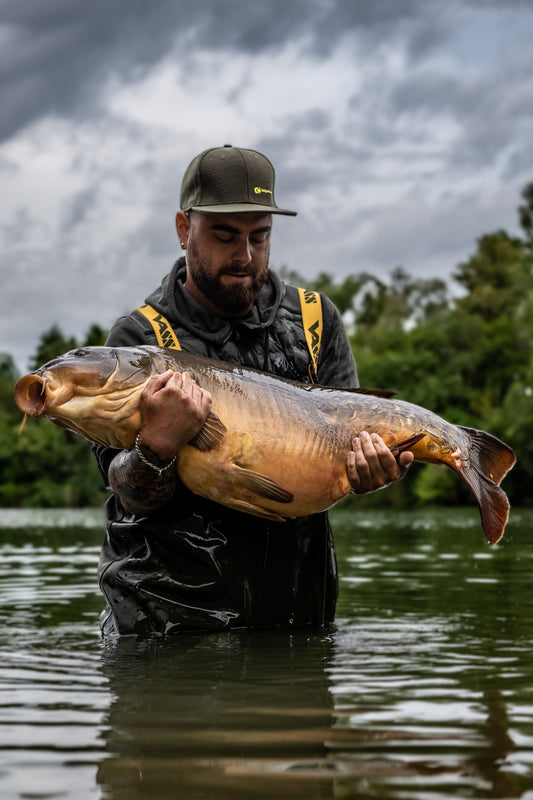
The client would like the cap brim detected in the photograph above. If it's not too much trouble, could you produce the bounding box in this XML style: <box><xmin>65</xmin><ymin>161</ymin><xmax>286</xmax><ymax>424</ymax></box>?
<box><xmin>188</xmin><ymin>203</ymin><xmax>297</xmax><ymax>216</ymax></box>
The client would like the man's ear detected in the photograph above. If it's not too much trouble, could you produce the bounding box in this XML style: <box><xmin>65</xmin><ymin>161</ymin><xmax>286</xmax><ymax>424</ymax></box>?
<box><xmin>176</xmin><ymin>211</ymin><xmax>190</xmax><ymax>249</ymax></box>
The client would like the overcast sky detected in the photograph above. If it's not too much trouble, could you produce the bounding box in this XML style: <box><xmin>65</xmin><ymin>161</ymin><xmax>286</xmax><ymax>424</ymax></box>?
<box><xmin>2</xmin><ymin>0</ymin><xmax>532</xmax><ymax>373</ymax></box>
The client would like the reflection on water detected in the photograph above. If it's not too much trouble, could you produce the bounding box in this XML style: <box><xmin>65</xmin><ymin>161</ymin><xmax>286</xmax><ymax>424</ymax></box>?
<box><xmin>98</xmin><ymin>632</ymin><xmax>337</xmax><ymax>799</ymax></box>
<box><xmin>1</xmin><ymin>506</ymin><xmax>533</xmax><ymax>799</ymax></box>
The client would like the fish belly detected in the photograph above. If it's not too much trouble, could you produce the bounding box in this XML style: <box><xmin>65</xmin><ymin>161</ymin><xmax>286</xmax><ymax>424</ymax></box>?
<box><xmin>177</xmin><ymin>416</ymin><xmax>352</xmax><ymax>522</ymax></box>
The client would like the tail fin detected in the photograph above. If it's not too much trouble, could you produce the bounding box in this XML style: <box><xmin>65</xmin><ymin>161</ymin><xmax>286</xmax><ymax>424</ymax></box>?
<box><xmin>457</xmin><ymin>427</ymin><xmax>516</xmax><ymax>545</ymax></box>
<box><xmin>460</xmin><ymin>470</ymin><xmax>511</xmax><ymax>545</ymax></box>
<box><xmin>459</xmin><ymin>426</ymin><xmax>516</xmax><ymax>486</ymax></box>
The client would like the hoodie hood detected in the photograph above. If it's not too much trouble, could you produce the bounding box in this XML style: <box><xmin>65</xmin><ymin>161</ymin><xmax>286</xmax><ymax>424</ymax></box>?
<box><xmin>144</xmin><ymin>258</ymin><xmax>287</xmax><ymax>346</ymax></box>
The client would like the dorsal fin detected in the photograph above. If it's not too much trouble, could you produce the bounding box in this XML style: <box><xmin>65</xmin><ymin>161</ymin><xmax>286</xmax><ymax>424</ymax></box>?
<box><xmin>351</xmin><ymin>387</ymin><xmax>396</xmax><ymax>399</ymax></box>
<box><xmin>310</xmin><ymin>385</ymin><xmax>395</xmax><ymax>399</ymax></box>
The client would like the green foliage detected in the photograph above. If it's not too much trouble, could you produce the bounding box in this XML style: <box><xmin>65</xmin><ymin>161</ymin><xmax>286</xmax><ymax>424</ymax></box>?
<box><xmin>0</xmin><ymin>355</ymin><xmax>20</xmax><ymax>422</ymax></box>
<box><xmin>453</xmin><ymin>231</ymin><xmax>530</xmax><ymax>320</ymax></box>
<box><xmin>518</xmin><ymin>181</ymin><xmax>533</xmax><ymax>246</ymax></box>
<box><xmin>1</xmin><ymin>419</ymin><xmax>106</xmax><ymax>507</ymax></box>
<box><xmin>28</xmin><ymin>325</ymin><xmax>78</xmax><ymax>371</ymax></box>
<box><xmin>28</xmin><ymin>323</ymin><xmax>108</xmax><ymax>370</ymax></box>
<box><xmin>83</xmin><ymin>324</ymin><xmax>108</xmax><ymax>348</ymax></box>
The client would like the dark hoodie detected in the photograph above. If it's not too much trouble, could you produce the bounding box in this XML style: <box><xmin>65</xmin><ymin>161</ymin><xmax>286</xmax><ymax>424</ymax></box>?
<box><xmin>95</xmin><ymin>260</ymin><xmax>358</xmax><ymax>636</ymax></box>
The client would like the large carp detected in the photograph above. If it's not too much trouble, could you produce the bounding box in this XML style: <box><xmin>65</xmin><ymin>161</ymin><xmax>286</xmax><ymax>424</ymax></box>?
<box><xmin>14</xmin><ymin>345</ymin><xmax>515</xmax><ymax>544</ymax></box>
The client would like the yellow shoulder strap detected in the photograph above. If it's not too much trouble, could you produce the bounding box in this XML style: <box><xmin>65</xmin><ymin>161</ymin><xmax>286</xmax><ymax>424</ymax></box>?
<box><xmin>297</xmin><ymin>288</ymin><xmax>322</xmax><ymax>383</ymax></box>
<box><xmin>137</xmin><ymin>305</ymin><xmax>181</xmax><ymax>350</ymax></box>
<box><xmin>138</xmin><ymin>294</ymin><xmax>322</xmax><ymax>370</ymax></box>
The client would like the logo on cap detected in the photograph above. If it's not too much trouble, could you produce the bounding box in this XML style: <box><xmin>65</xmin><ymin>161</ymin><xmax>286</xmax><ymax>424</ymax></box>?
<box><xmin>254</xmin><ymin>186</ymin><xmax>273</xmax><ymax>195</ymax></box>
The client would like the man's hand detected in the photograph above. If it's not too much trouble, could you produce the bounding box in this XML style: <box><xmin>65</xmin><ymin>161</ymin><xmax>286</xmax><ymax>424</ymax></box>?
<box><xmin>138</xmin><ymin>370</ymin><xmax>212</xmax><ymax>459</ymax></box>
<box><xmin>347</xmin><ymin>431</ymin><xmax>414</xmax><ymax>494</ymax></box>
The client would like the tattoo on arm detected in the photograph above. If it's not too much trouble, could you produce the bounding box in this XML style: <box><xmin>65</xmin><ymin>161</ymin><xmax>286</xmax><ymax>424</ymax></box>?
<box><xmin>109</xmin><ymin>446</ymin><xmax>178</xmax><ymax>515</ymax></box>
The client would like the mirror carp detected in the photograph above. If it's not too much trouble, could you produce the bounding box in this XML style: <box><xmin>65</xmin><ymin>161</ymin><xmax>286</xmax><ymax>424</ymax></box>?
<box><xmin>14</xmin><ymin>345</ymin><xmax>516</xmax><ymax>544</ymax></box>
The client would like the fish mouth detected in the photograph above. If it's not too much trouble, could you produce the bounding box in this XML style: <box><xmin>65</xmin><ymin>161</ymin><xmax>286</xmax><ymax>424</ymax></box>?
<box><xmin>14</xmin><ymin>374</ymin><xmax>47</xmax><ymax>418</ymax></box>
<box><xmin>14</xmin><ymin>372</ymin><xmax>75</xmax><ymax>418</ymax></box>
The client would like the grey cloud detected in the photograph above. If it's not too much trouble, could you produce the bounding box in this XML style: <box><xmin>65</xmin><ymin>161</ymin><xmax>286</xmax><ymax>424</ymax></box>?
<box><xmin>60</xmin><ymin>185</ymin><xmax>99</xmax><ymax>231</ymax></box>
<box><xmin>389</xmin><ymin>40</ymin><xmax>533</xmax><ymax>175</ymax></box>
<box><xmin>391</xmin><ymin>73</ymin><xmax>461</xmax><ymax>115</ymax></box>
<box><xmin>5</xmin><ymin>0</ymin><xmax>526</xmax><ymax>144</ymax></box>
<box><xmin>257</xmin><ymin>118</ymin><xmax>381</xmax><ymax>221</ymax></box>
<box><xmin>2</xmin><ymin>0</ymin><xmax>532</xmax><ymax>373</ymax></box>
<box><xmin>1</xmin><ymin>0</ymin><xmax>183</xmax><ymax>140</ymax></box>
<box><xmin>1</xmin><ymin>205</ymin><xmax>31</xmax><ymax>248</ymax></box>
<box><xmin>0</xmin><ymin>0</ymin><xmax>315</xmax><ymax>141</ymax></box>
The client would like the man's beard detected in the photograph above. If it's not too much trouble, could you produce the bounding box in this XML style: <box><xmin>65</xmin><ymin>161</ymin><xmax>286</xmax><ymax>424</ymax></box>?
<box><xmin>186</xmin><ymin>240</ymin><xmax>269</xmax><ymax>316</ymax></box>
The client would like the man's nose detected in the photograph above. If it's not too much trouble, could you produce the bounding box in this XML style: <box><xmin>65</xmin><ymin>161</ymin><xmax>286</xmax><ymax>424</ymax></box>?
<box><xmin>231</xmin><ymin>237</ymin><xmax>252</xmax><ymax>265</ymax></box>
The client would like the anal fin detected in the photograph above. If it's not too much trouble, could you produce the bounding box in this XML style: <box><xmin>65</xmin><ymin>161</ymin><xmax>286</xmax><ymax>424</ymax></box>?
<box><xmin>226</xmin><ymin>499</ymin><xmax>288</xmax><ymax>522</ymax></box>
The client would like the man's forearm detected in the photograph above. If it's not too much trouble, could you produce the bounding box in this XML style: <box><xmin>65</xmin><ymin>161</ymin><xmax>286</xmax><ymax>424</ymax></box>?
<box><xmin>109</xmin><ymin>444</ymin><xmax>178</xmax><ymax>515</ymax></box>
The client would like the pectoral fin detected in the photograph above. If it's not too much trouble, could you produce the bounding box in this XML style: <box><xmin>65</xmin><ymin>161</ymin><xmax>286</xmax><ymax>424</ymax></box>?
<box><xmin>234</xmin><ymin>465</ymin><xmax>294</xmax><ymax>504</ymax></box>
<box><xmin>189</xmin><ymin>412</ymin><xmax>227</xmax><ymax>452</ymax></box>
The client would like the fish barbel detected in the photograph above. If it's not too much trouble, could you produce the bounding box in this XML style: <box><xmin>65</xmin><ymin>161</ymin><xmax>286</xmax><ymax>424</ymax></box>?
<box><xmin>14</xmin><ymin>345</ymin><xmax>516</xmax><ymax>543</ymax></box>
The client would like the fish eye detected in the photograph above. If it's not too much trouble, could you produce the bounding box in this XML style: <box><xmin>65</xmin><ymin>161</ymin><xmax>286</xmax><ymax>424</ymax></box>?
<box><xmin>73</xmin><ymin>348</ymin><xmax>89</xmax><ymax>357</ymax></box>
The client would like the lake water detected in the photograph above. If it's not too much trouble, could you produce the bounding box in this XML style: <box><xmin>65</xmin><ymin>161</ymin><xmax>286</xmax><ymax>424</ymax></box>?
<box><xmin>1</xmin><ymin>505</ymin><xmax>532</xmax><ymax>800</ymax></box>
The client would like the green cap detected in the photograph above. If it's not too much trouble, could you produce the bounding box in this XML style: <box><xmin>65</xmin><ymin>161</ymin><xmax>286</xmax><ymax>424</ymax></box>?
<box><xmin>180</xmin><ymin>145</ymin><xmax>297</xmax><ymax>216</ymax></box>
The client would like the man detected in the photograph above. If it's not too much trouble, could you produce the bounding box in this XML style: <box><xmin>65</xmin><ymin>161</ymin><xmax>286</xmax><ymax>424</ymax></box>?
<box><xmin>94</xmin><ymin>145</ymin><xmax>412</xmax><ymax>636</ymax></box>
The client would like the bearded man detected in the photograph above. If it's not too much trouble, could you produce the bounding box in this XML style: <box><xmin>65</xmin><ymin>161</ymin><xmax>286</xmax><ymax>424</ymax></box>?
<box><xmin>94</xmin><ymin>145</ymin><xmax>412</xmax><ymax>636</ymax></box>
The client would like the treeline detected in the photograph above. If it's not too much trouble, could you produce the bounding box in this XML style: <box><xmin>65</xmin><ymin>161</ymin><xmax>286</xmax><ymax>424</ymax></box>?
<box><xmin>1</xmin><ymin>185</ymin><xmax>532</xmax><ymax>508</ymax></box>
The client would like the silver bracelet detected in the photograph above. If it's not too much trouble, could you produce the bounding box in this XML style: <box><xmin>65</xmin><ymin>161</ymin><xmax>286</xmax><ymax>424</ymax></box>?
<box><xmin>134</xmin><ymin>433</ymin><xmax>178</xmax><ymax>475</ymax></box>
